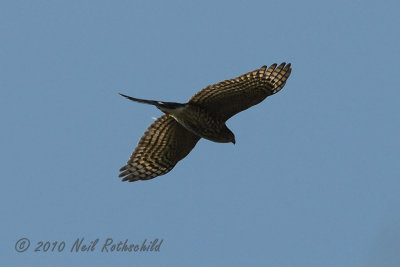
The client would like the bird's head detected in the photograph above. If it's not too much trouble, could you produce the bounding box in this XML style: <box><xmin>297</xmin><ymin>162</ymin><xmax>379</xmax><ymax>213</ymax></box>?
<box><xmin>226</xmin><ymin>128</ymin><xmax>236</xmax><ymax>144</ymax></box>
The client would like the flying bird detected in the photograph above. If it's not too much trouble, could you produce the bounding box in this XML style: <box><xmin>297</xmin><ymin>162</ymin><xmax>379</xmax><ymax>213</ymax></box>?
<box><xmin>119</xmin><ymin>63</ymin><xmax>292</xmax><ymax>182</ymax></box>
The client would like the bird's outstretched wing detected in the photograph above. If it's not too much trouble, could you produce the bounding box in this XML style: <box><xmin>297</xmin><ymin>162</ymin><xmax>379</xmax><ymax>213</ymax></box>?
<box><xmin>189</xmin><ymin>63</ymin><xmax>292</xmax><ymax>121</ymax></box>
<box><xmin>119</xmin><ymin>115</ymin><xmax>200</xmax><ymax>182</ymax></box>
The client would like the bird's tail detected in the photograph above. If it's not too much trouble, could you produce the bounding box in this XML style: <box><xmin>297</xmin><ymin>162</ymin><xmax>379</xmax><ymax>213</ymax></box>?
<box><xmin>119</xmin><ymin>93</ymin><xmax>185</xmax><ymax>110</ymax></box>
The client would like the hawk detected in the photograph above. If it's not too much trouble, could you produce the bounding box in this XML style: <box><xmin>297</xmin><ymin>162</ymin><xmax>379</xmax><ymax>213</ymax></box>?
<box><xmin>119</xmin><ymin>63</ymin><xmax>292</xmax><ymax>182</ymax></box>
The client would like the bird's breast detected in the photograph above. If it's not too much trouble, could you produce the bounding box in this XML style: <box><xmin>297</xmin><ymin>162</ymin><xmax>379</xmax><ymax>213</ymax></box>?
<box><xmin>168</xmin><ymin>104</ymin><xmax>230</xmax><ymax>143</ymax></box>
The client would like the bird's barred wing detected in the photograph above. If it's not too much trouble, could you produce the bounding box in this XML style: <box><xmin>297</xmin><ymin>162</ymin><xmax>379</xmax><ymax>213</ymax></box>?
<box><xmin>119</xmin><ymin>115</ymin><xmax>200</xmax><ymax>182</ymax></box>
<box><xmin>188</xmin><ymin>63</ymin><xmax>292</xmax><ymax>121</ymax></box>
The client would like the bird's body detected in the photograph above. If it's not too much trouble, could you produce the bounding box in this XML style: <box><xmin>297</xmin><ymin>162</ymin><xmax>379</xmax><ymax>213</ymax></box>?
<box><xmin>118</xmin><ymin>95</ymin><xmax>234</xmax><ymax>143</ymax></box>
<box><xmin>119</xmin><ymin>63</ymin><xmax>292</xmax><ymax>182</ymax></box>
<box><xmin>162</xmin><ymin>103</ymin><xmax>234</xmax><ymax>143</ymax></box>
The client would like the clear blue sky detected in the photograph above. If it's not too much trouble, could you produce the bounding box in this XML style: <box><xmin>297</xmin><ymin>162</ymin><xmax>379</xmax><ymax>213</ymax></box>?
<box><xmin>1</xmin><ymin>0</ymin><xmax>399</xmax><ymax>266</ymax></box>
